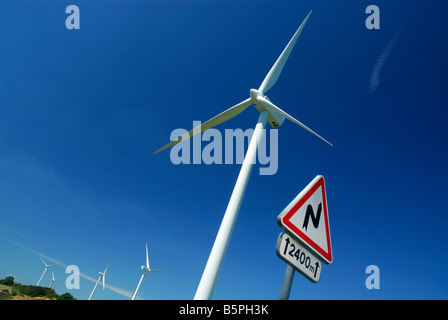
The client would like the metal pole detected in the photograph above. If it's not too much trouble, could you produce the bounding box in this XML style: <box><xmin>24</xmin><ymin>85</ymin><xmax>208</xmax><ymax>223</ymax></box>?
<box><xmin>194</xmin><ymin>111</ymin><xmax>269</xmax><ymax>300</ymax></box>
<box><xmin>279</xmin><ymin>265</ymin><xmax>295</xmax><ymax>300</ymax></box>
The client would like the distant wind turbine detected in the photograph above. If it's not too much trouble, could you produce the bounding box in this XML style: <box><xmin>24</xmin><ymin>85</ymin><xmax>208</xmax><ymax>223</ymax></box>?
<box><xmin>88</xmin><ymin>260</ymin><xmax>111</xmax><ymax>300</ymax></box>
<box><xmin>36</xmin><ymin>257</ymin><xmax>55</xmax><ymax>286</ymax></box>
<box><xmin>48</xmin><ymin>272</ymin><xmax>58</xmax><ymax>288</ymax></box>
<box><xmin>130</xmin><ymin>243</ymin><xmax>163</xmax><ymax>300</ymax></box>
<box><xmin>154</xmin><ymin>10</ymin><xmax>332</xmax><ymax>300</ymax></box>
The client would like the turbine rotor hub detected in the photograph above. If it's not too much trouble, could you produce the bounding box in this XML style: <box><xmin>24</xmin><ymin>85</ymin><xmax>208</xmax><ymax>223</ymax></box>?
<box><xmin>142</xmin><ymin>265</ymin><xmax>150</xmax><ymax>272</ymax></box>
<box><xmin>250</xmin><ymin>89</ymin><xmax>263</xmax><ymax>104</ymax></box>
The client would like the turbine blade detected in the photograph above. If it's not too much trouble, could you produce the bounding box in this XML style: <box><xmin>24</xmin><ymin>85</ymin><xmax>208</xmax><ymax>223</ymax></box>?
<box><xmin>103</xmin><ymin>274</ymin><xmax>106</xmax><ymax>291</ymax></box>
<box><xmin>258</xmin><ymin>10</ymin><xmax>312</xmax><ymax>94</ymax></box>
<box><xmin>257</xmin><ymin>96</ymin><xmax>333</xmax><ymax>146</ymax></box>
<box><xmin>104</xmin><ymin>260</ymin><xmax>112</xmax><ymax>274</ymax></box>
<box><xmin>154</xmin><ymin>98</ymin><xmax>252</xmax><ymax>154</ymax></box>
<box><xmin>145</xmin><ymin>243</ymin><xmax>150</xmax><ymax>270</ymax></box>
<box><xmin>40</xmin><ymin>257</ymin><xmax>47</xmax><ymax>267</ymax></box>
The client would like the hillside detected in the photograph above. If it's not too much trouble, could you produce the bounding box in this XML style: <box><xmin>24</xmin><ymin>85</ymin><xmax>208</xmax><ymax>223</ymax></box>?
<box><xmin>0</xmin><ymin>277</ymin><xmax>76</xmax><ymax>300</ymax></box>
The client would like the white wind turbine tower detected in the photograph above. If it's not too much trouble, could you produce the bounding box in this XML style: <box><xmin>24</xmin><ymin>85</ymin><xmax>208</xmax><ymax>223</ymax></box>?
<box><xmin>48</xmin><ymin>272</ymin><xmax>58</xmax><ymax>288</ymax></box>
<box><xmin>130</xmin><ymin>243</ymin><xmax>163</xmax><ymax>300</ymax></box>
<box><xmin>36</xmin><ymin>257</ymin><xmax>55</xmax><ymax>286</ymax></box>
<box><xmin>88</xmin><ymin>260</ymin><xmax>111</xmax><ymax>300</ymax></box>
<box><xmin>154</xmin><ymin>11</ymin><xmax>332</xmax><ymax>300</ymax></box>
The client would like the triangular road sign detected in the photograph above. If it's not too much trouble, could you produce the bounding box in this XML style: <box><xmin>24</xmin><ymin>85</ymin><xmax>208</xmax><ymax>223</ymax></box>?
<box><xmin>277</xmin><ymin>175</ymin><xmax>333</xmax><ymax>264</ymax></box>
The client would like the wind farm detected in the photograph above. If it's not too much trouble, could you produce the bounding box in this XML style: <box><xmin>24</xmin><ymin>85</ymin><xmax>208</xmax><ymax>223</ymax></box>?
<box><xmin>0</xmin><ymin>7</ymin><xmax>397</xmax><ymax>301</ymax></box>
<box><xmin>0</xmin><ymin>243</ymin><xmax>160</xmax><ymax>300</ymax></box>
<box><xmin>2</xmin><ymin>0</ymin><xmax>448</xmax><ymax>303</ymax></box>
<box><xmin>4</xmin><ymin>8</ymin><xmax>331</xmax><ymax>301</ymax></box>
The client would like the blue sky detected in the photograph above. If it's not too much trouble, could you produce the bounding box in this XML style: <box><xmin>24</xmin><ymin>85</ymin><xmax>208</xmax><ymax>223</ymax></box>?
<box><xmin>1</xmin><ymin>0</ymin><xmax>448</xmax><ymax>300</ymax></box>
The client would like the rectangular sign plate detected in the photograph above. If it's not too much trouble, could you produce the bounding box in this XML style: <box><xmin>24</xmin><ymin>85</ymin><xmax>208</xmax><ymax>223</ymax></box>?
<box><xmin>276</xmin><ymin>232</ymin><xmax>322</xmax><ymax>283</ymax></box>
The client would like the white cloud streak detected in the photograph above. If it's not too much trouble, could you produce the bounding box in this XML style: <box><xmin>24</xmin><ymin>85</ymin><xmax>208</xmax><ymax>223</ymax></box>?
<box><xmin>367</xmin><ymin>31</ymin><xmax>402</xmax><ymax>94</ymax></box>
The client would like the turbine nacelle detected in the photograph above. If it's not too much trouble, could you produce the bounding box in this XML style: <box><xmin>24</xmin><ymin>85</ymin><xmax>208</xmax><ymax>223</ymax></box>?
<box><xmin>249</xmin><ymin>88</ymin><xmax>262</xmax><ymax>102</ymax></box>
<box><xmin>141</xmin><ymin>265</ymin><xmax>150</xmax><ymax>273</ymax></box>
<box><xmin>250</xmin><ymin>89</ymin><xmax>285</xmax><ymax>128</ymax></box>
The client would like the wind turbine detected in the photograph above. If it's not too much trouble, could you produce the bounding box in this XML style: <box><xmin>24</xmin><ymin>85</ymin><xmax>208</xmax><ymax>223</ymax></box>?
<box><xmin>130</xmin><ymin>243</ymin><xmax>163</xmax><ymax>300</ymax></box>
<box><xmin>88</xmin><ymin>260</ymin><xmax>111</xmax><ymax>300</ymax></box>
<box><xmin>36</xmin><ymin>257</ymin><xmax>55</xmax><ymax>286</ymax></box>
<box><xmin>48</xmin><ymin>272</ymin><xmax>58</xmax><ymax>288</ymax></box>
<box><xmin>154</xmin><ymin>11</ymin><xmax>332</xmax><ymax>300</ymax></box>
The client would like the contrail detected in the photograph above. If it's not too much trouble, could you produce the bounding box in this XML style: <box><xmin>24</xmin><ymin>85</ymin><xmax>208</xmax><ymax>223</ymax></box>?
<box><xmin>6</xmin><ymin>239</ymin><xmax>133</xmax><ymax>299</ymax></box>
<box><xmin>367</xmin><ymin>30</ymin><xmax>402</xmax><ymax>94</ymax></box>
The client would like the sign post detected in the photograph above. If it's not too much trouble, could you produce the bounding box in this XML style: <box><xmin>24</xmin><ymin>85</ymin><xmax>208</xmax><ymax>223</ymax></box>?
<box><xmin>279</xmin><ymin>265</ymin><xmax>295</xmax><ymax>300</ymax></box>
